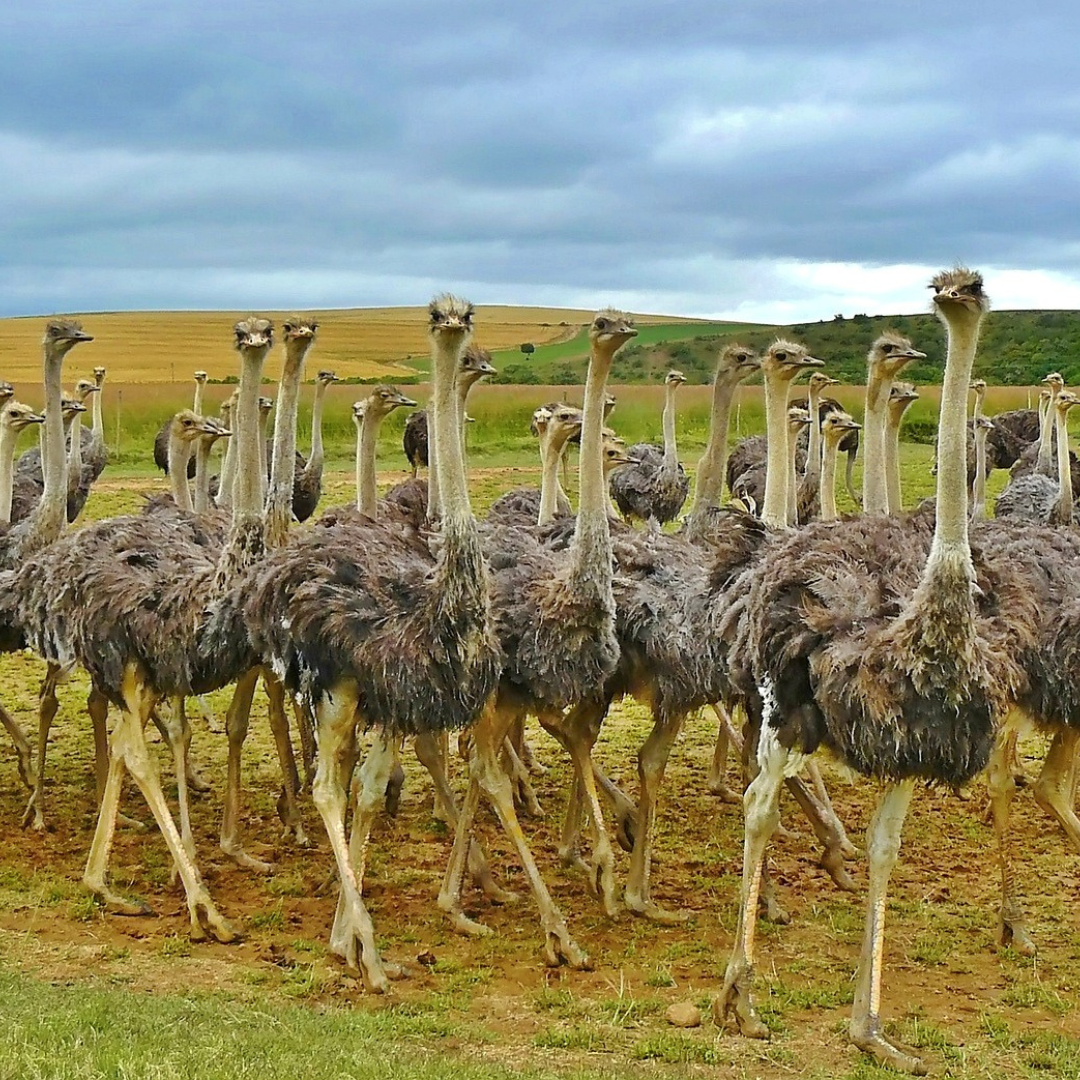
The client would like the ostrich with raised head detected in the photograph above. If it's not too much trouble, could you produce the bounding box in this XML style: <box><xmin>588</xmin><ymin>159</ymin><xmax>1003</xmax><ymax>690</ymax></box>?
<box><xmin>154</xmin><ymin>370</ymin><xmax>209</xmax><ymax>477</ymax></box>
<box><xmin>291</xmin><ymin>368</ymin><xmax>341</xmax><ymax>523</ymax></box>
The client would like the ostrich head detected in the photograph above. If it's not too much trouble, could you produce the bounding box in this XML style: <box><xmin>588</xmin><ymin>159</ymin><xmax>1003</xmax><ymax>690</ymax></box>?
<box><xmin>930</xmin><ymin>267</ymin><xmax>989</xmax><ymax>328</ymax></box>
<box><xmin>220</xmin><ymin>390</ymin><xmax>238</xmax><ymax>422</ymax></box>
<box><xmin>762</xmin><ymin>340</ymin><xmax>824</xmax><ymax>384</ymax></box>
<box><xmin>717</xmin><ymin>344</ymin><xmax>760</xmax><ymax>382</ymax></box>
<box><xmin>73</xmin><ymin>378</ymin><xmax>100</xmax><ymax>403</ymax></box>
<box><xmin>822</xmin><ymin>409</ymin><xmax>861</xmax><ymax>444</ymax></box>
<box><xmin>867</xmin><ymin>332</ymin><xmax>927</xmax><ymax>379</ymax></box>
<box><xmin>589</xmin><ymin>310</ymin><xmax>637</xmax><ymax>357</ymax></box>
<box><xmin>282</xmin><ymin>317</ymin><xmax>318</xmax><ymax>343</ymax></box>
<box><xmin>808</xmin><ymin>372</ymin><xmax>840</xmax><ymax>394</ymax></box>
<box><xmin>1039</xmin><ymin>388</ymin><xmax>1052</xmax><ymax>405</ymax></box>
<box><xmin>602</xmin><ymin>433</ymin><xmax>634</xmax><ymax>476</ymax></box>
<box><xmin>257</xmin><ymin>396</ymin><xmax>274</xmax><ymax>421</ymax></box>
<box><xmin>1042</xmin><ymin>371</ymin><xmax>1065</xmax><ymax>393</ymax></box>
<box><xmin>969</xmin><ymin>378</ymin><xmax>986</xmax><ymax>393</ymax></box>
<box><xmin>365</xmin><ymin>385</ymin><xmax>417</xmax><ymax>420</ymax></box>
<box><xmin>428</xmin><ymin>295</ymin><xmax>475</xmax><ymax>349</ymax></box>
<box><xmin>602</xmin><ymin>392</ymin><xmax>617</xmax><ymax>419</ymax></box>
<box><xmin>786</xmin><ymin>406</ymin><xmax>812</xmax><ymax>436</ymax></box>
<box><xmin>461</xmin><ymin>345</ymin><xmax>497</xmax><ymax>381</ymax></box>
<box><xmin>665</xmin><ymin>370</ymin><xmax>687</xmax><ymax>387</ymax></box>
<box><xmin>316</xmin><ymin>370</ymin><xmax>341</xmax><ymax>386</ymax></box>
<box><xmin>889</xmin><ymin>381</ymin><xmax>919</xmax><ymax>412</ymax></box>
<box><xmin>43</xmin><ymin>319</ymin><xmax>93</xmax><ymax>357</ymax></box>
<box><xmin>530</xmin><ymin>404</ymin><xmax>554</xmax><ymax>438</ymax></box>
<box><xmin>542</xmin><ymin>403</ymin><xmax>584</xmax><ymax>452</ymax></box>
<box><xmin>351</xmin><ymin>399</ymin><xmax>367</xmax><ymax>428</ymax></box>
<box><xmin>194</xmin><ymin>370</ymin><xmax>209</xmax><ymax>385</ymax></box>
<box><xmin>60</xmin><ymin>397</ymin><xmax>87</xmax><ymax>425</ymax></box>
<box><xmin>0</xmin><ymin>382</ymin><xmax>14</xmax><ymax>406</ymax></box>
<box><xmin>1055</xmin><ymin>389</ymin><xmax>1080</xmax><ymax>415</ymax></box>
<box><xmin>233</xmin><ymin>316</ymin><xmax>274</xmax><ymax>353</ymax></box>
<box><xmin>171</xmin><ymin>409</ymin><xmax>223</xmax><ymax>445</ymax></box>
<box><xmin>93</xmin><ymin>366</ymin><xmax>106</xmax><ymax>388</ymax></box>
<box><xmin>974</xmin><ymin>415</ymin><xmax>994</xmax><ymax>437</ymax></box>
<box><xmin>1</xmin><ymin>400</ymin><xmax>46</xmax><ymax>432</ymax></box>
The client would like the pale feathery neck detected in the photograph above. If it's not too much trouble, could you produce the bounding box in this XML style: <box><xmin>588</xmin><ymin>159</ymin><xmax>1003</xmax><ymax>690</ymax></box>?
<box><xmin>923</xmin><ymin>314</ymin><xmax>982</xmax><ymax>586</ymax></box>
<box><xmin>231</xmin><ymin>354</ymin><xmax>271</xmax><ymax>521</ymax></box>
<box><xmin>266</xmin><ymin>341</ymin><xmax>311</xmax><ymax>549</ymax></box>
<box><xmin>431</xmin><ymin>342</ymin><xmax>477</xmax><ymax>539</ymax></box>
<box><xmin>352</xmin><ymin>416</ymin><xmax>365</xmax><ymax>513</ymax></box>
<box><xmin>430</xmin><ymin>370</ymin><xmax>482</xmax><ymax>522</ymax></box>
<box><xmin>1053</xmin><ymin>403</ymin><xmax>1074</xmax><ymax>524</ymax></box>
<box><xmin>356</xmin><ymin>409</ymin><xmax>385</xmax><ymax>518</ymax></box>
<box><xmin>972</xmin><ymin>389</ymin><xmax>985</xmax><ymax>422</ymax></box>
<box><xmin>168</xmin><ymin>433</ymin><xmax>195</xmax><ymax>513</ymax></box>
<box><xmin>67</xmin><ymin>412</ymin><xmax>84</xmax><ymax>478</ymax></box>
<box><xmin>216</xmin><ymin>414</ymin><xmax>237</xmax><ymax>510</ymax></box>
<box><xmin>32</xmin><ymin>346</ymin><xmax>70</xmax><ymax>549</ymax></box>
<box><xmin>820</xmin><ymin>434</ymin><xmax>842</xmax><ymax>522</ymax></box>
<box><xmin>257</xmin><ymin>413</ymin><xmax>271</xmax><ymax>507</ymax></box>
<box><xmin>1036</xmin><ymin>384</ymin><xmax>1060</xmax><ymax>474</ymax></box>
<box><xmin>0</xmin><ymin>422</ymin><xmax>19</xmax><ymax>524</ymax></box>
<box><xmin>193</xmin><ymin>436</ymin><xmax>219</xmax><ymax>516</ymax></box>
<box><xmin>884</xmin><ymin>406</ymin><xmax>911</xmax><ymax>514</ymax></box>
<box><xmin>761</xmin><ymin>370</ymin><xmax>793</xmax><ymax>528</ymax></box>
<box><xmin>786</xmin><ymin>424</ymin><xmax>803</xmax><ymax>526</ymax></box>
<box><xmin>570</xmin><ymin>345</ymin><xmax>615</xmax><ymax>587</ymax></box>
<box><xmin>91</xmin><ymin>389</ymin><xmax>104</xmax><ymax>441</ymax></box>
<box><xmin>805</xmin><ymin>384</ymin><xmax>823</xmax><ymax>484</ymax></box>
<box><xmin>661</xmin><ymin>379</ymin><xmax>680</xmax><ymax>467</ymax></box>
<box><xmin>538</xmin><ymin>425</ymin><xmax>578</xmax><ymax>526</ymax></box>
<box><xmin>862</xmin><ymin>367</ymin><xmax>891</xmax><ymax>513</ymax></box>
<box><xmin>193</xmin><ymin>381</ymin><xmax>205</xmax><ymax>416</ymax></box>
<box><xmin>689</xmin><ymin>368</ymin><xmax>739</xmax><ymax>524</ymax></box>
<box><xmin>971</xmin><ymin>427</ymin><xmax>989</xmax><ymax>520</ymax></box>
<box><xmin>307</xmin><ymin>379</ymin><xmax>329</xmax><ymax>474</ymax></box>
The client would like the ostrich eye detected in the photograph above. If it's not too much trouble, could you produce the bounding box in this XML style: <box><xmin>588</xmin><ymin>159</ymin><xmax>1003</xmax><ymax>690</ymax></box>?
<box><xmin>595</xmin><ymin>318</ymin><xmax>608</xmax><ymax>331</ymax></box>
<box><xmin>881</xmin><ymin>343</ymin><xmax>894</xmax><ymax>353</ymax></box>
<box><xmin>775</xmin><ymin>351</ymin><xmax>786</xmax><ymax>362</ymax></box>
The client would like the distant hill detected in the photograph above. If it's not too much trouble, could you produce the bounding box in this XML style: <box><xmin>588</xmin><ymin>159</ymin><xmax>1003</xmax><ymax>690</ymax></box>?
<box><xmin>1</xmin><ymin>306</ymin><xmax>1075</xmax><ymax>385</ymax></box>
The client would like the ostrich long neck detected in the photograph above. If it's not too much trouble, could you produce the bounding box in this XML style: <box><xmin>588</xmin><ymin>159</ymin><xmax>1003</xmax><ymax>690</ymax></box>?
<box><xmin>761</xmin><ymin>369</ymin><xmax>792</xmax><ymax>528</ymax></box>
<box><xmin>91</xmin><ymin>390</ymin><xmax>104</xmax><ymax>443</ymax></box>
<box><xmin>168</xmin><ymin>432</ymin><xmax>195</xmax><ymax>513</ymax></box>
<box><xmin>805</xmin><ymin>384</ymin><xmax>823</xmax><ymax>484</ymax></box>
<box><xmin>538</xmin><ymin>425</ymin><xmax>577</xmax><ymax>526</ymax></box>
<box><xmin>690</xmin><ymin>369</ymin><xmax>738</xmax><ymax>524</ymax></box>
<box><xmin>786</xmin><ymin>424</ymin><xmax>802</xmax><ymax>526</ymax></box>
<box><xmin>570</xmin><ymin>344</ymin><xmax>615</xmax><ymax>596</ymax></box>
<box><xmin>1053</xmin><ymin>404</ymin><xmax>1074</xmax><ymax>525</ymax></box>
<box><xmin>306</xmin><ymin>379</ymin><xmax>329</xmax><ymax>476</ymax></box>
<box><xmin>661</xmin><ymin>379</ymin><xmax>680</xmax><ymax>467</ymax></box>
<box><xmin>217</xmin><ymin>406</ymin><xmax>236</xmax><ymax>509</ymax></box>
<box><xmin>885</xmin><ymin>407</ymin><xmax>909</xmax><ymax>514</ymax></box>
<box><xmin>862</xmin><ymin>367</ymin><xmax>891</xmax><ymax>514</ymax></box>
<box><xmin>1036</xmin><ymin>385</ymin><xmax>1060</xmax><ymax>474</ymax></box>
<box><xmin>193</xmin><ymin>380</ymin><xmax>205</xmax><ymax>415</ymax></box>
<box><xmin>0</xmin><ymin>423</ymin><xmax>19</xmax><ymax>524</ymax></box>
<box><xmin>266</xmin><ymin>341</ymin><xmax>310</xmax><ymax>549</ymax></box>
<box><xmin>356</xmin><ymin>409</ymin><xmax>388</xmax><ymax>518</ymax></box>
<box><xmin>923</xmin><ymin>314</ymin><xmax>982</xmax><ymax>591</ymax></box>
<box><xmin>24</xmin><ymin>346</ymin><xmax>69</xmax><ymax>554</ymax></box>
<box><xmin>429</xmin><ymin>370</ymin><xmax>482</xmax><ymax>522</ymax></box>
<box><xmin>820</xmin><ymin>434</ymin><xmax>842</xmax><ymax>522</ymax></box>
<box><xmin>971</xmin><ymin>427</ymin><xmax>989</xmax><ymax>520</ymax></box>
<box><xmin>193</xmin><ymin>436</ymin><xmax>218</xmax><ymax>516</ymax></box>
<box><xmin>67</xmin><ymin>412</ymin><xmax>84</xmax><ymax>483</ymax></box>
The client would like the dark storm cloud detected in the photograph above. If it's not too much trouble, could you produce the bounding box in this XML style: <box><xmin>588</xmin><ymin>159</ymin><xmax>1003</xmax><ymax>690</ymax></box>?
<box><xmin>3</xmin><ymin>0</ymin><xmax>1080</xmax><ymax>318</ymax></box>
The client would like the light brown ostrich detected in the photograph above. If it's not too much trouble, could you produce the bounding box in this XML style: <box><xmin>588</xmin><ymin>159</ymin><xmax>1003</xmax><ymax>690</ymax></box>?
<box><xmin>610</xmin><ymin>370</ymin><xmax>690</xmax><ymax>527</ymax></box>
<box><xmin>292</xmin><ymin>369</ymin><xmax>341</xmax><ymax>523</ymax></box>
<box><xmin>861</xmin><ymin>334</ymin><xmax>927</xmax><ymax>514</ymax></box>
<box><xmin>884</xmin><ymin>381</ymin><xmax>919</xmax><ymax>513</ymax></box>
<box><xmin>684</xmin><ymin>344</ymin><xmax>760</xmax><ymax>539</ymax></box>
<box><xmin>793</xmin><ymin>372</ymin><xmax>840</xmax><ymax>523</ymax></box>
<box><xmin>154</xmin><ymin>370</ymin><xmax>208</xmax><ymax>478</ymax></box>
<box><xmin>87</xmin><ymin>365</ymin><xmax>108</xmax><ymax>475</ymax></box>
<box><xmin>352</xmin><ymin>386</ymin><xmax>419</xmax><ymax>518</ymax></box>
<box><xmin>970</xmin><ymin>414</ymin><xmax>994</xmax><ymax>520</ymax></box>
<box><xmin>717</xmin><ymin>268</ymin><xmax>1038</xmax><ymax>1072</ymax></box>
<box><xmin>785</xmin><ymin>405</ymin><xmax>811</xmax><ymax>526</ymax></box>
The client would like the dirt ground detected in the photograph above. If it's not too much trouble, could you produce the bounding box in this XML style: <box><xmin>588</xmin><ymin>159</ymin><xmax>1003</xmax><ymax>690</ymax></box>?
<box><xmin>0</xmin><ymin>475</ymin><xmax>1077</xmax><ymax>1078</ymax></box>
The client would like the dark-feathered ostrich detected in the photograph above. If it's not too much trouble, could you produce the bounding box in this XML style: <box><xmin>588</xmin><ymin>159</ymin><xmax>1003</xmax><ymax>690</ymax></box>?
<box><xmin>236</xmin><ymin>296</ymin><xmax>500</xmax><ymax>989</ymax></box>
<box><xmin>12</xmin><ymin>396</ymin><xmax>88</xmax><ymax>524</ymax></box>
<box><xmin>403</xmin><ymin>344</ymin><xmax>496</xmax><ymax>479</ymax></box>
<box><xmin>291</xmin><ymin>369</ymin><xmax>341</xmax><ymax>523</ymax></box>
<box><xmin>11</xmin><ymin>317</ymin><xmax>283</xmax><ymax>944</ymax></box>
<box><xmin>717</xmin><ymin>269</ymin><xmax>1040</xmax><ymax>1073</ymax></box>
<box><xmin>791</xmin><ymin>372</ymin><xmax>839</xmax><ymax>524</ymax></box>
<box><xmin>435</xmin><ymin>310</ymin><xmax>635</xmax><ymax>967</ymax></box>
<box><xmin>610</xmin><ymin>370</ymin><xmax>690</xmax><ymax>527</ymax></box>
<box><xmin>154</xmin><ymin>370</ymin><xmax>209</xmax><ymax>478</ymax></box>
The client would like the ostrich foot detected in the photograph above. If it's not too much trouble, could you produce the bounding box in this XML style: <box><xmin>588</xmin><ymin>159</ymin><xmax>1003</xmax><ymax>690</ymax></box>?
<box><xmin>1000</xmin><ymin>915</ymin><xmax>1037</xmax><ymax>957</ymax></box>
<box><xmin>188</xmin><ymin>765</ymin><xmax>212</xmax><ymax>794</ymax></box>
<box><xmin>624</xmin><ymin>896</ymin><xmax>689</xmax><ymax>925</ymax></box>
<box><xmin>614</xmin><ymin>808</ymin><xmax>637</xmax><ymax>853</ymax></box>
<box><xmin>220</xmin><ymin>841</ymin><xmax>274</xmax><ymax>875</ymax></box>
<box><xmin>187</xmin><ymin>899</ymin><xmax>241</xmax><ymax>945</ymax></box>
<box><xmin>89</xmin><ymin>884</ymin><xmax>153</xmax><ymax>917</ymax></box>
<box><xmin>758</xmin><ymin>887</ymin><xmax>790</xmax><ymax>926</ymax></box>
<box><xmin>275</xmin><ymin>791</ymin><xmax>310</xmax><ymax>847</ymax></box>
<box><xmin>119</xmin><ymin>813</ymin><xmax>150</xmax><ymax>832</ymax></box>
<box><xmin>329</xmin><ymin>896</ymin><xmax>392</xmax><ymax>992</ymax></box>
<box><xmin>439</xmin><ymin>900</ymin><xmax>495</xmax><ymax>939</ymax></box>
<box><xmin>850</xmin><ymin>1022</ymin><xmax>927</xmax><ymax>1076</ymax></box>
<box><xmin>820</xmin><ymin>846</ymin><xmax>858</xmax><ymax>892</ymax></box>
<box><xmin>20</xmin><ymin>794</ymin><xmax>46</xmax><ymax>833</ymax></box>
<box><xmin>714</xmin><ymin>970</ymin><xmax>769</xmax><ymax>1039</ymax></box>
<box><xmin>585</xmin><ymin>853</ymin><xmax>621</xmax><ymax>918</ymax></box>
<box><xmin>511</xmin><ymin>773</ymin><xmax>543</xmax><ymax>819</ymax></box>
<box><xmin>542</xmin><ymin>919</ymin><xmax>591</xmax><ymax>970</ymax></box>
<box><xmin>706</xmin><ymin>779</ymin><xmax>742</xmax><ymax>804</ymax></box>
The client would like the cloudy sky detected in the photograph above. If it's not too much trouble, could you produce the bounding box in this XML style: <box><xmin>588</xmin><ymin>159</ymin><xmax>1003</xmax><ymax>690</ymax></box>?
<box><xmin>4</xmin><ymin>1</ymin><xmax>1079</xmax><ymax>322</ymax></box>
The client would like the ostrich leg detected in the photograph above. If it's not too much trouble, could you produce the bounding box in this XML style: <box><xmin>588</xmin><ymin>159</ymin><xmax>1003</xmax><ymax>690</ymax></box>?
<box><xmin>310</xmin><ymin>682</ymin><xmax>390</xmax><ymax>992</ymax></box>
<box><xmin>439</xmin><ymin>700</ymin><xmax>591</xmax><ymax>969</ymax></box>
<box><xmin>848</xmin><ymin>779</ymin><xmax>924</xmax><ymax>1074</ymax></box>
<box><xmin>262</xmin><ymin>673</ymin><xmax>309</xmax><ymax>845</ymax></box>
<box><xmin>21</xmin><ymin>662</ymin><xmax>65</xmax><ymax>830</ymax></box>
<box><xmin>1032</xmin><ymin>727</ymin><xmax>1080</xmax><ymax>851</ymax></box>
<box><xmin>986</xmin><ymin>723</ymin><xmax>1037</xmax><ymax>956</ymax></box>
<box><xmin>2</xmin><ymin>703</ymin><xmax>35</xmax><ymax>791</ymax></box>
<box><xmin>706</xmin><ymin>702</ymin><xmax>742</xmax><ymax>803</ymax></box>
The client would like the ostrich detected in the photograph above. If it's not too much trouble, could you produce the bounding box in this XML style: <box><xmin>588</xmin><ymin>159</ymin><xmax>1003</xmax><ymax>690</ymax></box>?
<box><xmin>883</xmin><ymin>382</ymin><xmax>919</xmax><ymax>514</ymax></box>
<box><xmin>785</xmin><ymin>406</ymin><xmax>811</xmax><ymax>526</ymax></box>
<box><xmin>291</xmin><ymin>369</ymin><xmax>341</xmax><ymax>523</ymax></box>
<box><xmin>11</xmin><ymin>396</ymin><xmax>87</xmax><ymax>523</ymax></box>
<box><xmin>340</xmin><ymin>386</ymin><xmax>419</xmax><ymax>519</ymax></box>
<box><xmin>435</xmin><ymin>310</ymin><xmax>635</xmax><ymax>965</ymax></box>
<box><xmin>861</xmin><ymin>334</ymin><xmax>927</xmax><ymax>514</ymax></box>
<box><xmin>970</xmin><ymin>414</ymin><xmax>994</xmax><ymax>520</ymax></box>
<box><xmin>792</xmin><ymin>372</ymin><xmax>840</xmax><ymax>524</ymax></box>
<box><xmin>684</xmin><ymin>345</ymin><xmax>760</xmax><ymax>540</ymax></box>
<box><xmin>88</xmin><ymin>365</ymin><xmax>107</xmax><ymax>469</ymax></box>
<box><xmin>11</xmin><ymin>316</ymin><xmax>284</xmax><ymax>943</ymax></box>
<box><xmin>819</xmin><ymin>411</ymin><xmax>862</xmax><ymax>521</ymax></box>
<box><xmin>716</xmin><ymin>268</ymin><xmax>1040</xmax><ymax>1073</ymax></box>
<box><xmin>610</xmin><ymin>370</ymin><xmax>690</xmax><ymax>527</ymax></box>
<box><xmin>154</xmin><ymin>370</ymin><xmax>209</xmax><ymax>477</ymax></box>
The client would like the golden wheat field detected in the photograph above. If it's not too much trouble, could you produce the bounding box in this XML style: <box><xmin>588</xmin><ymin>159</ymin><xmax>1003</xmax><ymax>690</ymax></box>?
<box><xmin>0</xmin><ymin>306</ymin><xmax>703</xmax><ymax>383</ymax></box>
